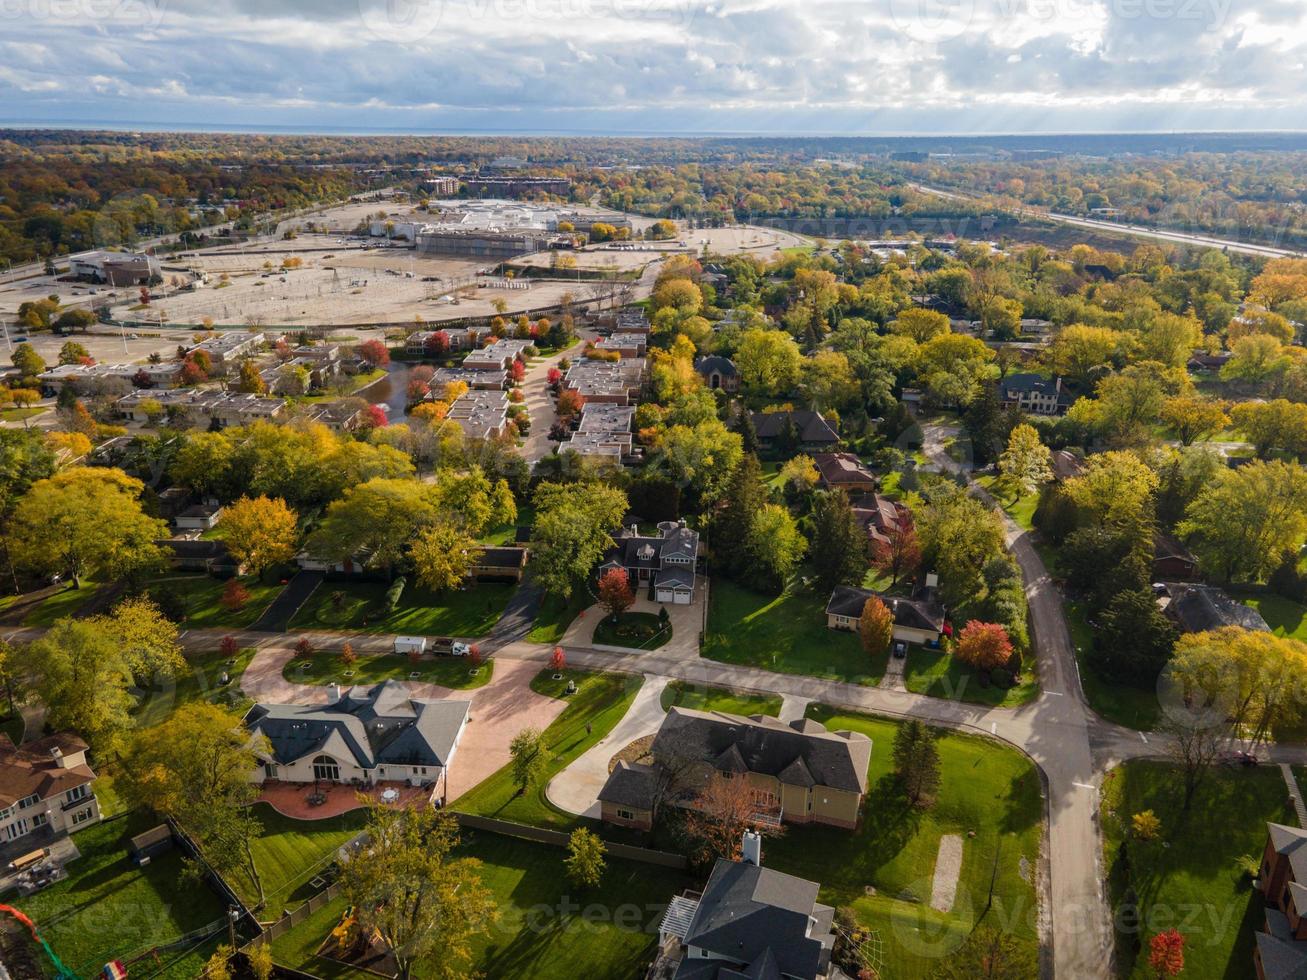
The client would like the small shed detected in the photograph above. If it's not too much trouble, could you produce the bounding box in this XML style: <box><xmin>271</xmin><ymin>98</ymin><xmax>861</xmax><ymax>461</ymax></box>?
<box><xmin>394</xmin><ymin>636</ymin><xmax>427</xmax><ymax>656</ymax></box>
<box><xmin>128</xmin><ymin>824</ymin><xmax>173</xmax><ymax>866</ymax></box>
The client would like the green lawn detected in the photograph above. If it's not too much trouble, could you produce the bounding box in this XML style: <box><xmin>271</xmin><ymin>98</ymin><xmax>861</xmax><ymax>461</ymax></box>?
<box><xmin>903</xmin><ymin>645</ymin><xmax>1039</xmax><ymax>708</ymax></box>
<box><xmin>132</xmin><ymin>645</ymin><xmax>260</xmax><ymax>729</ymax></box>
<box><xmin>1101</xmin><ymin>760</ymin><xmax>1295</xmax><ymax>980</ymax></box>
<box><xmin>659</xmin><ymin>679</ymin><xmax>781</xmax><ymax>716</ymax></box>
<box><xmin>454</xmin><ymin>669</ymin><xmax>642</xmax><ymax>828</ymax></box>
<box><xmin>244</xmin><ymin>803</ymin><xmax>369</xmax><ymax>916</ymax></box>
<box><xmin>526</xmin><ymin>591</ymin><xmax>588</xmax><ymax>645</ymax></box>
<box><xmin>1067</xmin><ymin>600</ymin><xmax>1162</xmax><ymax>730</ymax></box>
<box><xmin>703</xmin><ymin>580</ymin><xmax>887</xmax><ymax>685</ymax></box>
<box><xmin>149</xmin><ymin>574</ymin><xmax>287</xmax><ymax>629</ymax></box>
<box><xmin>22</xmin><ymin>580</ymin><xmax>104</xmax><ymax>626</ymax></box>
<box><xmin>269</xmin><ymin>832</ymin><xmax>688</xmax><ymax>980</ymax></box>
<box><xmin>0</xmin><ymin>407</ymin><xmax>45</xmax><ymax>422</ymax></box>
<box><xmin>13</xmin><ymin>811</ymin><xmax>228</xmax><ymax>980</ymax></box>
<box><xmin>283</xmin><ymin>649</ymin><xmax>492</xmax><ymax>691</ymax></box>
<box><xmin>592</xmin><ymin>611</ymin><xmax>669</xmax><ymax>650</ymax></box>
<box><xmin>1233</xmin><ymin>592</ymin><xmax>1307</xmax><ymax>641</ymax></box>
<box><xmin>757</xmin><ymin>705</ymin><xmax>1044</xmax><ymax>978</ymax></box>
<box><xmin>975</xmin><ymin>475</ymin><xmax>1038</xmax><ymax>531</ymax></box>
<box><xmin>289</xmin><ymin>581</ymin><xmax>513</xmax><ymax>637</ymax></box>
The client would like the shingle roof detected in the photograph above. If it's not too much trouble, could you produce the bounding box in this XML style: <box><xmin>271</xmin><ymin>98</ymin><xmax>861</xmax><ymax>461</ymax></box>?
<box><xmin>0</xmin><ymin>733</ymin><xmax>95</xmax><ymax>810</ymax></box>
<box><xmin>1164</xmin><ymin>583</ymin><xmax>1270</xmax><ymax>634</ymax></box>
<box><xmin>695</xmin><ymin>355</ymin><xmax>738</xmax><ymax>378</ymax></box>
<box><xmin>596</xmin><ymin>761</ymin><xmax>659</xmax><ymax>809</ymax></box>
<box><xmin>812</xmin><ymin>452</ymin><xmax>876</xmax><ymax>489</ymax></box>
<box><xmin>652</xmin><ymin>708</ymin><xmax>871</xmax><ymax>795</ymax></box>
<box><xmin>751</xmin><ymin>410</ymin><xmax>839</xmax><ymax>444</ymax></box>
<box><xmin>825</xmin><ymin>586</ymin><xmax>946</xmax><ymax>633</ymax></box>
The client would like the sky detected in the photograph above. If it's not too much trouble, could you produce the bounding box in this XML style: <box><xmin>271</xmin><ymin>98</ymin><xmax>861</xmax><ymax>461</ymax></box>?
<box><xmin>1</xmin><ymin>0</ymin><xmax>1306</xmax><ymax>134</ymax></box>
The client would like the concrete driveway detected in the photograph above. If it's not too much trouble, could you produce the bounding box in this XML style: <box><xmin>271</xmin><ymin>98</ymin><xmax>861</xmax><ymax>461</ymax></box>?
<box><xmin>546</xmin><ymin>674</ymin><xmax>670</xmax><ymax>817</ymax></box>
<box><xmin>559</xmin><ymin>591</ymin><xmax>703</xmax><ymax>659</ymax></box>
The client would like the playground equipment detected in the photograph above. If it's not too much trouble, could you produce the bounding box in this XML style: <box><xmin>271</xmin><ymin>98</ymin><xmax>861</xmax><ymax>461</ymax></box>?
<box><xmin>0</xmin><ymin>903</ymin><xmax>78</xmax><ymax>979</ymax></box>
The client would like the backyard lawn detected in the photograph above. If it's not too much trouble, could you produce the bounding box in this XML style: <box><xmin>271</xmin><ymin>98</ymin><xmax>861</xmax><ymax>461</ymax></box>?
<box><xmin>1101</xmin><ymin>760</ymin><xmax>1294</xmax><ymax>980</ymax></box>
<box><xmin>150</xmin><ymin>574</ymin><xmax>287</xmax><ymax>629</ymax></box>
<box><xmin>1233</xmin><ymin>592</ymin><xmax>1307</xmax><ymax>641</ymax></box>
<box><xmin>22</xmin><ymin>579</ymin><xmax>104</xmax><ymax>626</ymax></box>
<box><xmin>454</xmin><ymin>669</ymin><xmax>642</xmax><ymax>828</ymax></box>
<box><xmin>903</xmin><ymin>646</ymin><xmax>1039</xmax><ymax>708</ymax></box>
<box><xmin>289</xmin><ymin>581</ymin><xmax>513</xmax><ymax>636</ymax></box>
<box><xmin>592</xmin><ymin>611</ymin><xmax>669</xmax><ymax>650</ymax></box>
<box><xmin>525</xmin><ymin>591</ymin><xmax>587</xmax><ymax>644</ymax></box>
<box><xmin>702</xmin><ymin>580</ymin><xmax>886</xmax><ymax>685</ymax></box>
<box><xmin>756</xmin><ymin>705</ymin><xmax>1044</xmax><ymax>978</ymax></box>
<box><xmin>269</xmin><ymin>831</ymin><xmax>689</xmax><ymax>980</ymax></box>
<box><xmin>659</xmin><ymin>680</ymin><xmax>781</xmax><ymax>717</ymax></box>
<box><xmin>282</xmin><ymin>649</ymin><xmax>492</xmax><ymax>690</ymax></box>
<box><xmin>132</xmin><ymin>645</ymin><xmax>260</xmax><ymax>729</ymax></box>
<box><xmin>13</xmin><ymin>811</ymin><xmax>229</xmax><ymax>980</ymax></box>
<box><xmin>243</xmin><ymin>803</ymin><xmax>369</xmax><ymax>916</ymax></box>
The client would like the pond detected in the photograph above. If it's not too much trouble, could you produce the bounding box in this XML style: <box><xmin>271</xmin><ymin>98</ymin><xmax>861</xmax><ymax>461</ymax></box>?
<box><xmin>360</xmin><ymin>361</ymin><xmax>417</xmax><ymax>422</ymax></box>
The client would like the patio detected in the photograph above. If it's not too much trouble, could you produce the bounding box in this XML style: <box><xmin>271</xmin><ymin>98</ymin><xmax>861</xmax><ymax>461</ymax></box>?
<box><xmin>256</xmin><ymin>780</ymin><xmax>433</xmax><ymax>820</ymax></box>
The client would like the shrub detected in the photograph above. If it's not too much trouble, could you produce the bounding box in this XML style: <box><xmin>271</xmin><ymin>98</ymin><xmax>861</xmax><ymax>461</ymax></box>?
<box><xmin>295</xmin><ymin>637</ymin><xmax>314</xmax><ymax>658</ymax></box>
<box><xmin>1132</xmin><ymin>810</ymin><xmax>1161</xmax><ymax>841</ymax></box>
<box><xmin>384</xmin><ymin>576</ymin><xmax>407</xmax><ymax>612</ymax></box>
<box><xmin>989</xmin><ymin>667</ymin><xmax>1012</xmax><ymax>688</ymax></box>
<box><xmin>340</xmin><ymin>642</ymin><xmax>356</xmax><ymax>665</ymax></box>
<box><xmin>219</xmin><ymin>635</ymin><xmax>238</xmax><ymax>658</ymax></box>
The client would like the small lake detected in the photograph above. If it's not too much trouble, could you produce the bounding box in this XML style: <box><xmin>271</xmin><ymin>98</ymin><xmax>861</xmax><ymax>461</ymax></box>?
<box><xmin>360</xmin><ymin>362</ymin><xmax>417</xmax><ymax>422</ymax></box>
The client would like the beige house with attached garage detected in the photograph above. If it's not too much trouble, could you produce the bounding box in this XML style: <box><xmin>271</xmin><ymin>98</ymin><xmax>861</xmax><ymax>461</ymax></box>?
<box><xmin>0</xmin><ymin>733</ymin><xmax>101</xmax><ymax>848</ymax></box>
<box><xmin>244</xmin><ymin>680</ymin><xmax>469</xmax><ymax>800</ymax></box>
<box><xmin>599</xmin><ymin>708</ymin><xmax>872</xmax><ymax>831</ymax></box>
<box><xmin>825</xmin><ymin>585</ymin><xmax>947</xmax><ymax>647</ymax></box>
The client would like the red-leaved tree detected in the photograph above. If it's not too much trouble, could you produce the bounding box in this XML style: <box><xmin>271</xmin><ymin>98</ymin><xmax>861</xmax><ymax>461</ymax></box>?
<box><xmin>357</xmin><ymin>338</ymin><xmax>391</xmax><ymax>368</ymax></box>
<box><xmin>220</xmin><ymin>578</ymin><xmax>251</xmax><ymax>612</ymax></box>
<box><xmin>219</xmin><ymin>635</ymin><xmax>238</xmax><ymax>658</ymax></box>
<box><xmin>955</xmin><ymin>621</ymin><xmax>1014</xmax><ymax>671</ymax></box>
<box><xmin>871</xmin><ymin>522</ymin><xmax>922</xmax><ymax>589</ymax></box>
<box><xmin>425</xmin><ymin>331</ymin><xmax>450</xmax><ymax>357</ymax></box>
<box><xmin>556</xmin><ymin>388</ymin><xmax>584</xmax><ymax>418</ymax></box>
<box><xmin>510</xmin><ymin>359</ymin><xmax>526</xmax><ymax>384</ymax></box>
<box><xmin>547</xmin><ymin>367</ymin><xmax>562</xmax><ymax>387</ymax></box>
<box><xmin>1148</xmin><ymin>929</ymin><xmax>1185</xmax><ymax>979</ymax></box>
<box><xmin>550</xmin><ymin>647</ymin><xmax>566</xmax><ymax>671</ymax></box>
<box><xmin>363</xmin><ymin>404</ymin><xmax>388</xmax><ymax>428</ymax></box>
<box><xmin>598</xmin><ymin>568</ymin><xmax>634</xmax><ymax>620</ymax></box>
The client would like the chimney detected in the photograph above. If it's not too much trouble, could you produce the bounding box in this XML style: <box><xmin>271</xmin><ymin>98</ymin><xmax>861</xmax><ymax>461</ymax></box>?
<box><xmin>741</xmin><ymin>830</ymin><xmax>762</xmax><ymax>868</ymax></box>
<box><xmin>50</xmin><ymin>747</ymin><xmax>66</xmax><ymax>769</ymax></box>
<box><xmin>327</xmin><ymin>683</ymin><xmax>341</xmax><ymax>705</ymax></box>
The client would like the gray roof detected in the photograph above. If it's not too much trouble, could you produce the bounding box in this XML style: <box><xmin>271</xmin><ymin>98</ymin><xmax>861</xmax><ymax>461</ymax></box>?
<box><xmin>245</xmin><ymin>680</ymin><xmax>469</xmax><ymax>772</ymax></box>
<box><xmin>1256</xmin><ymin>928</ymin><xmax>1307</xmax><ymax>980</ymax></box>
<box><xmin>681</xmin><ymin>859</ymin><xmax>831</xmax><ymax>980</ymax></box>
<box><xmin>1270</xmin><ymin>823</ymin><xmax>1307</xmax><ymax>885</ymax></box>
<box><xmin>825</xmin><ymin>586</ymin><xmax>946</xmax><ymax>633</ymax></box>
<box><xmin>1164</xmin><ymin>583</ymin><xmax>1270</xmax><ymax>634</ymax></box>
<box><xmin>751</xmin><ymin>410</ymin><xmax>839</xmax><ymax>444</ymax></box>
<box><xmin>653</xmin><ymin>708</ymin><xmax>871</xmax><ymax>795</ymax></box>
<box><xmin>695</xmin><ymin>355</ymin><xmax>738</xmax><ymax>378</ymax></box>
<box><xmin>597</xmin><ymin>760</ymin><xmax>659</xmax><ymax>809</ymax></box>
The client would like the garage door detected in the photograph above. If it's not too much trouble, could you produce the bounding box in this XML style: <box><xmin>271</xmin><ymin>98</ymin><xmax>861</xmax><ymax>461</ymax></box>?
<box><xmin>656</xmin><ymin>588</ymin><xmax>674</xmax><ymax>604</ymax></box>
<box><xmin>673</xmin><ymin>591</ymin><xmax>691</xmax><ymax>605</ymax></box>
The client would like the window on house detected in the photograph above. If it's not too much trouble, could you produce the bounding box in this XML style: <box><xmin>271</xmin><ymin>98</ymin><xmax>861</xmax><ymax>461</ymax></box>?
<box><xmin>264</xmin><ymin>764</ymin><xmax>278</xmax><ymax>779</ymax></box>
<box><xmin>65</xmin><ymin>784</ymin><xmax>89</xmax><ymax>804</ymax></box>
<box><xmin>32</xmin><ymin>813</ymin><xmax>47</xmax><ymax>828</ymax></box>
<box><xmin>72</xmin><ymin>808</ymin><xmax>93</xmax><ymax>826</ymax></box>
<box><xmin>312</xmin><ymin>756</ymin><xmax>340</xmax><ymax>781</ymax></box>
<box><xmin>616</xmin><ymin>808</ymin><xmax>635</xmax><ymax>820</ymax></box>
<box><xmin>17</xmin><ymin>795</ymin><xmax>38</xmax><ymax>810</ymax></box>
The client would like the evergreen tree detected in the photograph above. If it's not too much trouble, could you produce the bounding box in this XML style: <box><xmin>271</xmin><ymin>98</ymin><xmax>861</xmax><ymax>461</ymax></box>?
<box><xmin>811</xmin><ymin>490</ymin><xmax>867</xmax><ymax>593</ymax></box>
<box><xmin>1091</xmin><ymin>588</ymin><xmax>1179</xmax><ymax>686</ymax></box>
<box><xmin>963</xmin><ymin>382</ymin><xmax>1005</xmax><ymax>468</ymax></box>
<box><xmin>715</xmin><ymin>453</ymin><xmax>767</xmax><ymax>579</ymax></box>
<box><xmin>892</xmin><ymin>719</ymin><xmax>940</xmax><ymax>806</ymax></box>
<box><xmin>776</xmin><ymin>414</ymin><xmax>802</xmax><ymax>459</ymax></box>
<box><xmin>732</xmin><ymin>405</ymin><xmax>760</xmax><ymax>456</ymax></box>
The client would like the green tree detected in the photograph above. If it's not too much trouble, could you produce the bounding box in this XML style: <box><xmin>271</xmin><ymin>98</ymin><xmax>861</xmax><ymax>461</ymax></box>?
<box><xmin>1090</xmin><ymin>589</ymin><xmax>1179</xmax><ymax>686</ymax></box>
<box><xmin>26</xmin><ymin>619</ymin><xmax>135</xmax><ymax>751</ymax></box>
<box><xmin>889</xmin><ymin>307</ymin><xmax>950</xmax><ymax>343</ymax></box>
<box><xmin>715</xmin><ymin>453</ymin><xmax>767</xmax><ymax>580</ymax></box>
<box><xmin>657</xmin><ymin>419</ymin><xmax>743</xmax><ymax>509</ymax></box>
<box><xmin>998</xmin><ymin>422</ymin><xmax>1052</xmax><ymax>495</ymax></box>
<box><xmin>565</xmin><ymin>827</ymin><xmax>607</xmax><ymax>889</ymax></box>
<box><xmin>308</xmin><ymin>478</ymin><xmax>439</xmax><ymax>573</ymax></box>
<box><xmin>1231</xmin><ymin>399</ymin><xmax>1307</xmax><ymax>459</ymax></box>
<box><xmin>11</xmin><ymin>342</ymin><xmax>45</xmax><ymax>378</ymax></box>
<box><xmin>744</xmin><ymin>503</ymin><xmax>807</xmax><ymax>592</ymax></box>
<box><xmin>1159</xmin><ymin>396</ymin><xmax>1230</xmax><ymax>446</ymax></box>
<box><xmin>510</xmin><ymin>727</ymin><xmax>549</xmax><ymax>796</ymax></box>
<box><xmin>57</xmin><ymin>340</ymin><xmax>89</xmax><ymax>365</ymax></box>
<box><xmin>810</xmin><ymin>490</ymin><xmax>867</xmax><ymax>594</ymax></box>
<box><xmin>530</xmin><ymin>481</ymin><xmax>628</xmax><ymax>598</ymax></box>
<box><xmin>892</xmin><ymin>719</ymin><xmax>940</xmax><ymax>807</ymax></box>
<box><xmin>1045</xmin><ymin>324</ymin><xmax>1122</xmax><ymax>385</ymax></box>
<box><xmin>339</xmin><ymin>803</ymin><xmax>496</xmax><ymax>980</ymax></box>
<box><xmin>916</xmin><ymin>484</ymin><xmax>1006</xmax><ymax>606</ymax></box>
<box><xmin>409</xmin><ymin>521</ymin><xmax>479</xmax><ymax>593</ymax></box>
<box><xmin>1180</xmin><ymin>460</ymin><xmax>1307</xmax><ymax>582</ymax></box>
<box><xmin>235</xmin><ymin>358</ymin><xmax>268</xmax><ymax>394</ymax></box>
<box><xmin>735</xmin><ymin>328</ymin><xmax>803</xmax><ymax>397</ymax></box>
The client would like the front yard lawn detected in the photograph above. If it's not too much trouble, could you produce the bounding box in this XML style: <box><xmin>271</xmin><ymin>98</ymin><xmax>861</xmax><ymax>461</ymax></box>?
<box><xmin>14</xmin><ymin>811</ymin><xmax>228</xmax><ymax>980</ymax></box>
<box><xmin>1067</xmin><ymin>599</ymin><xmax>1162</xmax><ymax>731</ymax></box>
<box><xmin>132</xmin><ymin>645</ymin><xmax>260</xmax><ymax>729</ymax></box>
<box><xmin>903</xmin><ymin>645</ymin><xmax>1039</xmax><ymax>708</ymax></box>
<box><xmin>526</xmin><ymin>591</ymin><xmax>587</xmax><ymax>644</ymax></box>
<box><xmin>1233</xmin><ymin>592</ymin><xmax>1307</xmax><ymax>641</ymax></box>
<box><xmin>150</xmin><ymin>574</ymin><xmax>287</xmax><ymax>629</ymax></box>
<box><xmin>289</xmin><ymin>581</ymin><xmax>513</xmax><ymax>637</ymax></box>
<box><xmin>702</xmin><ymin>580</ymin><xmax>886</xmax><ymax>685</ymax></box>
<box><xmin>592</xmin><ymin>611</ymin><xmax>669</xmax><ymax>650</ymax></box>
<box><xmin>283</xmin><ymin>649</ymin><xmax>493</xmax><ymax>691</ymax></box>
<box><xmin>22</xmin><ymin>579</ymin><xmax>104</xmax><ymax>626</ymax></box>
<box><xmin>1100</xmin><ymin>760</ymin><xmax>1294</xmax><ymax>980</ymax></box>
<box><xmin>454</xmin><ymin>669</ymin><xmax>642</xmax><ymax>828</ymax></box>
<box><xmin>757</xmin><ymin>705</ymin><xmax>1044</xmax><ymax>979</ymax></box>
<box><xmin>975</xmin><ymin>475</ymin><xmax>1039</xmax><ymax>531</ymax></box>
<box><xmin>244</xmin><ymin>803</ymin><xmax>369</xmax><ymax>916</ymax></box>
<box><xmin>659</xmin><ymin>679</ymin><xmax>781</xmax><ymax>716</ymax></box>
<box><xmin>269</xmin><ymin>831</ymin><xmax>688</xmax><ymax>980</ymax></box>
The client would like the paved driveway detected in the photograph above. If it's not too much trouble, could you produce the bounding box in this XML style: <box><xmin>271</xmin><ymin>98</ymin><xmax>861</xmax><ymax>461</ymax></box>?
<box><xmin>559</xmin><ymin>591</ymin><xmax>702</xmax><ymax>659</ymax></box>
<box><xmin>547</xmin><ymin>674</ymin><xmax>670</xmax><ymax>817</ymax></box>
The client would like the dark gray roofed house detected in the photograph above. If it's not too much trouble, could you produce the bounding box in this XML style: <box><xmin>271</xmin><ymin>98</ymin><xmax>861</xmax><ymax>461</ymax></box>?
<box><xmin>244</xmin><ymin>680</ymin><xmax>469</xmax><ymax>798</ymax></box>
<box><xmin>1160</xmin><ymin>583</ymin><xmax>1270</xmax><ymax>634</ymax></box>
<box><xmin>596</xmin><ymin>760</ymin><xmax>660</xmax><ymax>830</ymax></box>
<box><xmin>751</xmin><ymin>410</ymin><xmax>840</xmax><ymax>448</ymax></box>
<box><xmin>826</xmin><ymin>586</ymin><xmax>946</xmax><ymax>646</ymax></box>
<box><xmin>999</xmin><ymin>373</ymin><xmax>1073</xmax><ymax>416</ymax></box>
<box><xmin>598</xmin><ymin>520</ymin><xmax>701</xmax><ymax>604</ymax></box>
<box><xmin>1255</xmin><ymin>822</ymin><xmax>1307</xmax><ymax>979</ymax></box>
<box><xmin>695</xmin><ymin>355</ymin><xmax>740</xmax><ymax>393</ymax></box>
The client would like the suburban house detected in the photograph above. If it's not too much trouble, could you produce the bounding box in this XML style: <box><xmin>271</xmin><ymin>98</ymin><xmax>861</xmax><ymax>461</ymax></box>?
<box><xmin>1254</xmin><ymin>822</ymin><xmax>1307</xmax><ymax>979</ymax></box>
<box><xmin>471</xmin><ymin>546</ymin><xmax>528</xmax><ymax>583</ymax></box>
<box><xmin>656</xmin><ymin>835</ymin><xmax>836</xmax><ymax>979</ymax></box>
<box><xmin>812</xmin><ymin>452</ymin><xmax>877</xmax><ymax>494</ymax></box>
<box><xmin>999</xmin><ymin>373</ymin><xmax>1073</xmax><ymax>416</ymax></box>
<box><xmin>0</xmin><ymin>733</ymin><xmax>101</xmax><ymax>848</ymax></box>
<box><xmin>1158</xmin><ymin>583</ymin><xmax>1270</xmax><ymax>634</ymax></box>
<box><xmin>161</xmin><ymin>538</ymin><xmax>240</xmax><ymax>576</ymax></box>
<box><xmin>825</xmin><ymin>586</ymin><xmax>947</xmax><ymax>647</ymax></box>
<box><xmin>751</xmin><ymin>410</ymin><xmax>840</xmax><ymax>450</ymax></box>
<box><xmin>1153</xmin><ymin>532</ymin><xmax>1200</xmax><ymax>580</ymax></box>
<box><xmin>695</xmin><ymin>356</ymin><xmax>740</xmax><ymax>393</ymax></box>
<box><xmin>244</xmin><ymin>681</ymin><xmax>470</xmax><ymax>801</ymax></box>
<box><xmin>597</xmin><ymin>520</ymin><xmax>700</xmax><ymax>604</ymax></box>
<box><xmin>598</xmin><ymin>708</ymin><xmax>872</xmax><ymax>832</ymax></box>
<box><xmin>174</xmin><ymin>503</ymin><xmax>223</xmax><ymax>533</ymax></box>
<box><xmin>852</xmin><ymin>494</ymin><xmax>911</xmax><ymax>549</ymax></box>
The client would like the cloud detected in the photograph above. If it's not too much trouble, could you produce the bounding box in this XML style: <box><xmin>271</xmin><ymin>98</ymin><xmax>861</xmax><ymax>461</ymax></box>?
<box><xmin>0</xmin><ymin>0</ymin><xmax>1303</xmax><ymax>131</ymax></box>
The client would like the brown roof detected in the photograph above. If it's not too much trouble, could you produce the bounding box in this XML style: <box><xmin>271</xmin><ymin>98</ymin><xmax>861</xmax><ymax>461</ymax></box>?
<box><xmin>0</xmin><ymin>733</ymin><xmax>95</xmax><ymax>809</ymax></box>
<box><xmin>812</xmin><ymin>453</ymin><xmax>877</xmax><ymax>490</ymax></box>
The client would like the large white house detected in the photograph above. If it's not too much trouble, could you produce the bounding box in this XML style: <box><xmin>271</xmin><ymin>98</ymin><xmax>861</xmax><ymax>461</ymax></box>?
<box><xmin>244</xmin><ymin>681</ymin><xmax>470</xmax><ymax>799</ymax></box>
<box><xmin>0</xmin><ymin>733</ymin><xmax>101</xmax><ymax>847</ymax></box>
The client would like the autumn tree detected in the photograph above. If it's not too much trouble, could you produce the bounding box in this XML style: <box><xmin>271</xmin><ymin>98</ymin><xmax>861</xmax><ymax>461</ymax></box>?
<box><xmin>744</xmin><ymin>504</ymin><xmax>807</xmax><ymax>592</ymax></box>
<box><xmin>220</xmin><ymin>578</ymin><xmax>251</xmax><ymax>611</ymax></box>
<box><xmin>954</xmin><ymin>621</ymin><xmax>1013</xmax><ymax>672</ymax></box>
<box><xmin>565</xmin><ymin>827</ymin><xmax>607</xmax><ymax>889</ymax></box>
<box><xmin>892</xmin><ymin>719</ymin><xmax>940</xmax><ymax>806</ymax></box>
<box><xmin>409</xmin><ymin>521</ymin><xmax>479</xmax><ymax>593</ymax></box>
<box><xmin>597</xmin><ymin>567</ymin><xmax>634</xmax><ymax>620</ymax></box>
<box><xmin>1159</xmin><ymin>395</ymin><xmax>1230</xmax><ymax>447</ymax></box>
<box><xmin>357</xmin><ymin>338</ymin><xmax>391</xmax><ymax>368</ymax></box>
<box><xmin>998</xmin><ymin>422</ymin><xmax>1052</xmax><ymax>496</ymax></box>
<box><xmin>859</xmin><ymin>596</ymin><xmax>893</xmax><ymax>660</ymax></box>
<box><xmin>218</xmin><ymin>495</ymin><xmax>299</xmax><ymax>577</ymax></box>
<box><xmin>339</xmin><ymin>803</ymin><xmax>495</xmax><ymax>980</ymax></box>
<box><xmin>930</xmin><ymin>926</ymin><xmax>1039</xmax><ymax>980</ymax></box>
<box><xmin>684</xmin><ymin>773</ymin><xmax>777</xmax><ymax>867</ymax></box>
<box><xmin>1231</xmin><ymin>399</ymin><xmax>1307</xmax><ymax>459</ymax></box>
<box><xmin>235</xmin><ymin>359</ymin><xmax>267</xmax><ymax>394</ymax></box>
<box><xmin>1148</xmin><ymin>929</ymin><xmax>1185</xmax><ymax>979</ymax></box>
<box><xmin>872</xmin><ymin>521</ymin><xmax>922</xmax><ymax>589</ymax></box>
